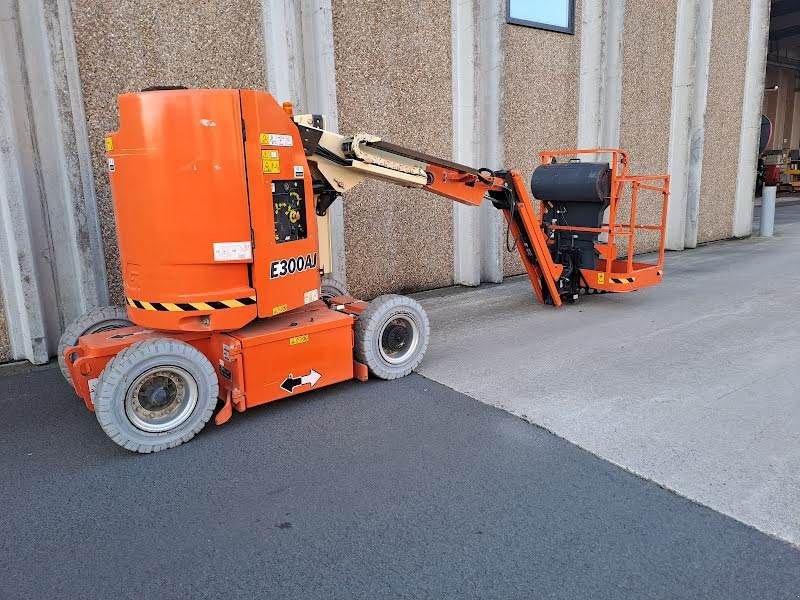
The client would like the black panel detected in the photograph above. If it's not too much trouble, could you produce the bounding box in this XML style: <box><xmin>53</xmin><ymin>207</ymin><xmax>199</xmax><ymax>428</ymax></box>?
<box><xmin>272</xmin><ymin>180</ymin><xmax>308</xmax><ymax>244</ymax></box>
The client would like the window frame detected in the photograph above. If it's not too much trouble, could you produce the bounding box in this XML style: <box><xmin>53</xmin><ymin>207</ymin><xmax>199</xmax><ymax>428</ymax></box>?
<box><xmin>506</xmin><ymin>0</ymin><xmax>576</xmax><ymax>35</ymax></box>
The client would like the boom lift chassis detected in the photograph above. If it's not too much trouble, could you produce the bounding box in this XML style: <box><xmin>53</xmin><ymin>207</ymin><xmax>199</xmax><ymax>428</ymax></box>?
<box><xmin>60</xmin><ymin>89</ymin><xmax>669</xmax><ymax>452</ymax></box>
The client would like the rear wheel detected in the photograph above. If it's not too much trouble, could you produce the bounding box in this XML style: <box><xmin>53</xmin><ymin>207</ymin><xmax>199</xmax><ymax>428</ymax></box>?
<box><xmin>321</xmin><ymin>275</ymin><xmax>348</xmax><ymax>299</ymax></box>
<box><xmin>94</xmin><ymin>338</ymin><xmax>218</xmax><ymax>453</ymax></box>
<box><xmin>58</xmin><ymin>305</ymin><xmax>132</xmax><ymax>385</ymax></box>
<box><xmin>354</xmin><ymin>294</ymin><xmax>430</xmax><ymax>380</ymax></box>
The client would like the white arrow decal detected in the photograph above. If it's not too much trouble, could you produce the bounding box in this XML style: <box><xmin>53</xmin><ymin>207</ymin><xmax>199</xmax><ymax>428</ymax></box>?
<box><xmin>300</xmin><ymin>369</ymin><xmax>321</xmax><ymax>388</ymax></box>
<box><xmin>280</xmin><ymin>369</ymin><xmax>322</xmax><ymax>393</ymax></box>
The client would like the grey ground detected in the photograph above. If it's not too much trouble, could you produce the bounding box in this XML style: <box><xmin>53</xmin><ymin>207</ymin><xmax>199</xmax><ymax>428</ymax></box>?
<box><xmin>418</xmin><ymin>203</ymin><xmax>800</xmax><ymax>546</ymax></box>
<box><xmin>2</xmin><ymin>367</ymin><xmax>800</xmax><ymax>600</ymax></box>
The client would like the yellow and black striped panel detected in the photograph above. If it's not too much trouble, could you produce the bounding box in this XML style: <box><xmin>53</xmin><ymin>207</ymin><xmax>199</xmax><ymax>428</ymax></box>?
<box><xmin>126</xmin><ymin>296</ymin><xmax>257</xmax><ymax>312</ymax></box>
<box><xmin>609</xmin><ymin>277</ymin><xmax>635</xmax><ymax>285</ymax></box>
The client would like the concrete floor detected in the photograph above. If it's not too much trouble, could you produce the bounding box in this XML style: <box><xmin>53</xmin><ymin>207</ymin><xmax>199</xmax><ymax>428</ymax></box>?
<box><xmin>418</xmin><ymin>203</ymin><xmax>800</xmax><ymax>546</ymax></box>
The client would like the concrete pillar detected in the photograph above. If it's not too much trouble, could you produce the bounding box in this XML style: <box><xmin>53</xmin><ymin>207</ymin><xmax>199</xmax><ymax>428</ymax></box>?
<box><xmin>261</xmin><ymin>0</ymin><xmax>345</xmax><ymax>285</ymax></box>
<box><xmin>0</xmin><ymin>0</ymin><xmax>108</xmax><ymax>364</ymax></box>
<box><xmin>451</xmin><ymin>0</ymin><xmax>504</xmax><ymax>286</ymax></box>
<box><xmin>733</xmin><ymin>0</ymin><xmax>770</xmax><ymax>238</ymax></box>
<box><xmin>577</xmin><ymin>0</ymin><xmax>625</xmax><ymax>150</ymax></box>
<box><xmin>451</xmin><ymin>0</ymin><xmax>480</xmax><ymax>286</ymax></box>
<box><xmin>476</xmin><ymin>0</ymin><xmax>504</xmax><ymax>284</ymax></box>
<box><xmin>666</xmin><ymin>0</ymin><xmax>713</xmax><ymax>251</ymax></box>
<box><xmin>683</xmin><ymin>0</ymin><xmax>713</xmax><ymax>249</ymax></box>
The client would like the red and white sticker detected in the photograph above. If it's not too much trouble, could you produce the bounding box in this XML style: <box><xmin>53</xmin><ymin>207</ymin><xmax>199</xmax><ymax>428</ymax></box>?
<box><xmin>213</xmin><ymin>241</ymin><xmax>252</xmax><ymax>262</ymax></box>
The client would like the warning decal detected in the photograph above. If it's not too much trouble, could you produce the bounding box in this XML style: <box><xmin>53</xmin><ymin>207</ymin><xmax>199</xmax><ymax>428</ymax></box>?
<box><xmin>262</xmin><ymin>150</ymin><xmax>280</xmax><ymax>174</ymax></box>
<box><xmin>259</xmin><ymin>133</ymin><xmax>293</xmax><ymax>147</ymax></box>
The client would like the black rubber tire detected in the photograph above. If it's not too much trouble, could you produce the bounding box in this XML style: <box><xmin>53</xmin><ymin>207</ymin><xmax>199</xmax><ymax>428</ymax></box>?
<box><xmin>354</xmin><ymin>294</ymin><xmax>430</xmax><ymax>380</ymax></box>
<box><xmin>57</xmin><ymin>305</ymin><xmax>132</xmax><ymax>386</ymax></box>
<box><xmin>94</xmin><ymin>338</ymin><xmax>218</xmax><ymax>453</ymax></box>
<box><xmin>321</xmin><ymin>275</ymin><xmax>348</xmax><ymax>299</ymax></box>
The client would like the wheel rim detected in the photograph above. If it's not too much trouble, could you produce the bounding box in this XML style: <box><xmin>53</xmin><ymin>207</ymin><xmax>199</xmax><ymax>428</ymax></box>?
<box><xmin>125</xmin><ymin>366</ymin><xmax>198</xmax><ymax>433</ymax></box>
<box><xmin>378</xmin><ymin>315</ymin><xmax>419</xmax><ymax>365</ymax></box>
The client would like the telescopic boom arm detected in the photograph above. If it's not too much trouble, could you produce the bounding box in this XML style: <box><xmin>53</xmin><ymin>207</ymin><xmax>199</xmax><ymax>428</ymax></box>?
<box><xmin>292</xmin><ymin>112</ymin><xmax>668</xmax><ymax>307</ymax></box>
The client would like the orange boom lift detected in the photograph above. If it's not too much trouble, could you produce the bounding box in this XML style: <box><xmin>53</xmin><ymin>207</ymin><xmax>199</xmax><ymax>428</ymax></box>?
<box><xmin>60</xmin><ymin>88</ymin><xmax>668</xmax><ymax>452</ymax></box>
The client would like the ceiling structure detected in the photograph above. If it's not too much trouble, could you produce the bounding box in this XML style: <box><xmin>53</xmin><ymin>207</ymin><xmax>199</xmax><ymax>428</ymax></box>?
<box><xmin>769</xmin><ymin>0</ymin><xmax>800</xmax><ymax>68</ymax></box>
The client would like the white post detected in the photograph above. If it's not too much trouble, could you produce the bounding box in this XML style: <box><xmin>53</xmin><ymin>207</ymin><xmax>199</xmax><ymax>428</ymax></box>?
<box><xmin>759</xmin><ymin>186</ymin><xmax>776</xmax><ymax>237</ymax></box>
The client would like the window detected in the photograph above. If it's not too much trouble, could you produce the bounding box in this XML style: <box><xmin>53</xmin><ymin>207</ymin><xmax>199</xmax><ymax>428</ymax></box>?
<box><xmin>507</xmin><ymin>0</ymin><xmax>575</xmax><ymax>34</ymax></box>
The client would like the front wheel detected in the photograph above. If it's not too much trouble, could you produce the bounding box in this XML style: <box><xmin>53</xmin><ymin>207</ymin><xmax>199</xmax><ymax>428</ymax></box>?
<box><xmin>354</xmin><ymin>294</ymin><xmax>430</xmax><ymax>380</ymax></box>
<box><xmin>94</xmin><ymin>338</ymin><xmax>218</xmax><ymax>453</ymax></box>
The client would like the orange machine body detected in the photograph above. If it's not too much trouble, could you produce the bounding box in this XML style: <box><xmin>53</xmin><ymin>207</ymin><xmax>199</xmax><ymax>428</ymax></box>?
<box><xmin>106</xmin><ymin>89</ymin><xmax>320</xmax><ymax>333</ymax></box>
<box><xmin>79</xmin><ymin>88</ymin><xmax>352</xmax><ymax>419</ymax></box>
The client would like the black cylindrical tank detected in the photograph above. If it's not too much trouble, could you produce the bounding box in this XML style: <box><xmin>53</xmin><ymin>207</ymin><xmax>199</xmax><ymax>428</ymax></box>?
<box><xmin>530</xmin><ymin>162</ymin><xmax>611</xmax><ymax>203</ymax></box>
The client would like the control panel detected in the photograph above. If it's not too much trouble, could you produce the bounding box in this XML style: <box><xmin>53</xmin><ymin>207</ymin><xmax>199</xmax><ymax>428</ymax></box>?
<box><xmin>272</xmin><ymin>179</ymin><xmax>308</xmax><ymax>243</ymax></box>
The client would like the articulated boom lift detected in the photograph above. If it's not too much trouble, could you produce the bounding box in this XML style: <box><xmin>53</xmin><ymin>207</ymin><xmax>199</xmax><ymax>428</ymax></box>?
<box><xmin>61</xmin><ymin>89</ymin><xmax>668</xmax><ymax>453</ymax></box>
<box><xmin>294</xmin><ymin>114</ymin><xmax>669</xmax><ymax>306</ymax></box>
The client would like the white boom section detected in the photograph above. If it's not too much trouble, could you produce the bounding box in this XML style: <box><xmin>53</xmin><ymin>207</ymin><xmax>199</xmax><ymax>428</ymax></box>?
<box><xmin>293</xmin><ymin>113</ymin><xmax>428</xmax><ymax>192</ymax></box>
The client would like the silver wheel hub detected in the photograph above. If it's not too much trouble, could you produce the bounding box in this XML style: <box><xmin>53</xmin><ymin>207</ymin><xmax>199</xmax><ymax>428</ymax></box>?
<box><xmin>125</xmin><ymin>366</ymin><xmax>198</xmax><ymax>433</ymax></box>
<box><xmin>378</xmin><ymin>315</ymin><xmax>419</xmax><ymax>365</ymax></box>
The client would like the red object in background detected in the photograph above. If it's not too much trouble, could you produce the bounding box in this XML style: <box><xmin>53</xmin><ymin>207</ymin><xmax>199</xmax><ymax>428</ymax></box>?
<box><xmin>765</xmin><ymin>164</ymin><xmax>781</xmax><ymax>186</ymax></box>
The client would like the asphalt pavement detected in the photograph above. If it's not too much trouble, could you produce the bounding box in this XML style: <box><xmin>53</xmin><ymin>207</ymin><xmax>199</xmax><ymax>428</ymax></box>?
<box><xmin>2</xmin><ymin>365</ymin><xmax>800</xmax><ymax>599</ymax></box>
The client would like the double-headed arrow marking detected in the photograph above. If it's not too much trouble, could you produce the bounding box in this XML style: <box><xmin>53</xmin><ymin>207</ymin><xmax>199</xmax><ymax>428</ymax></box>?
<box><xmin>280</xmin><ymin>369</ymin><xmax>322</xmax><ymax>393</ymax></box>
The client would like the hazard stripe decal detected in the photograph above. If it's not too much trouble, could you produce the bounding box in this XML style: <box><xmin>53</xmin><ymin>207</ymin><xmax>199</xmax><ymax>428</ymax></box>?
<box><xmin>609</xmin><ymin>277</ymin><xmax>635</xmax><ymax>284</ymax></box>
<box><xmin>127</xmin><ymin>296</ymin><xmax>257</xmax><ymax>311</ymax></box>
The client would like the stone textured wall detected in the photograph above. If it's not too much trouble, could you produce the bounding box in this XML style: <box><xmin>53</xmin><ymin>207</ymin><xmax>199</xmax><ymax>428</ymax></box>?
<box><xmin>618</xmin><ymin>0</ymin><xmax>676</xmax><ymax>253</ymax></box>
<box><xmin>501</xmin><ymin>2</ymin><xmax>582</xmax><ymax>276</ymax></box>
<box><xmin>0</xmin><ymin>295</ymin><xmax>9</xmax><ymax>362</ymax></box>
<box><xmin>331</xmin><ymin>0</ymin><xmax>453</xmax><ymax>298</ymax></box>
<box><xmin>70</xmin><ymin>0</ymin><xmax>266</xmax><ymax>303</ymax></box>
<box><xmin>698</xmin><ymin>0</ymin><xmax>750</xmax><ymax>243</ymax></box>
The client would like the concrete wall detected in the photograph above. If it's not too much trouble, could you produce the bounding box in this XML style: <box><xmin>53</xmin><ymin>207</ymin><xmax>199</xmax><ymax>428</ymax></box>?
<box><xmin>332</xmin><ymin>0</ymin><xmax>453</xmax><ymax>298</ymax></box>
<box><xmin>70</xmin><ymin>0</ymin><xmax>266</xmax><ymax>303</ymax></box>
<box><xmin>501</xmin><ymin>2</ymin><xmax>582</xmax><ymax>276</ymax></box>
<box><xmin>698</xmin><ymin>0</ymin><xmax>750</xmax><ymax>243</ymax></box>
<box><xmin>619</xmin><ymin>0</ymin><xmax>676</xmax><ymax>252</ymax></box>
